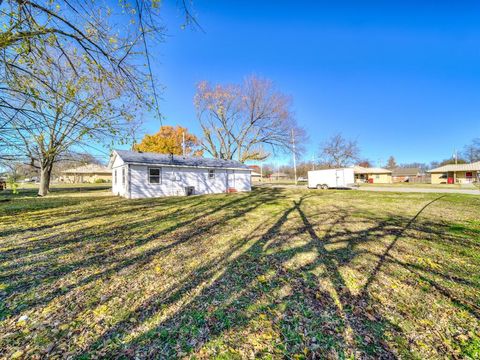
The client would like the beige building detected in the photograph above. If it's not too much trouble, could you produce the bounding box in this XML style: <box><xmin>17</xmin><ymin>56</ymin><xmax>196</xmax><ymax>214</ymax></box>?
<box><xmin>392</xmin><ymin>167</ymin><xmax>423</xmax><ymax>182</ymax></box>
<box><xmin>269</xmin><ymin>172</ymin><xmax>289</xmax><ymax>180</ymax></box>
<box><xmin>354</xmin><ymin>166</ymin><xmax>392</xmax><ymax>184</ymax></box>
<box><xmin>61</xmin><ymin>164</ymin><xmax>111</xmax><ymax>183</ymax></box>
<box><xmin>251</xmin><ymin>171</ymin><xmax>262</xmax><ymax>182</ymax></box>
<box><xmin>429</xmin><ymin>162</ymin><xmax>480</xmax><ymax>184</ymax></box>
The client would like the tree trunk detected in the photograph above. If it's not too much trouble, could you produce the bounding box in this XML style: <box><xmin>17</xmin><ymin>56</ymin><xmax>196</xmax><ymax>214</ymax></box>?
<box><xmin>38</xmin><ymin>161</ymin><xmax>53</xmax><ymax>196</ymax></box>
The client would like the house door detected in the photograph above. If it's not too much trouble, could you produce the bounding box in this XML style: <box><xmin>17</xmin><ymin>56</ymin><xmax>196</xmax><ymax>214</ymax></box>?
<box><xmin>227</xmin><ymin>170</ymin><xmax>235</xmax><ymax>190</ymax></box>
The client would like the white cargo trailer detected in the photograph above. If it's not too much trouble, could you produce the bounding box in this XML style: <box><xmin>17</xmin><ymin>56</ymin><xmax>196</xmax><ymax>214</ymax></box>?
<box><xmin>307</xmin><ymin>168</ymin><xmax>356</xmax><ymax>189</ymax></box>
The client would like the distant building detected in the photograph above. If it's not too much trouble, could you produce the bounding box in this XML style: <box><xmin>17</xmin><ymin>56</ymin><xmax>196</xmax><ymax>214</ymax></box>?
<box><xmin>428</xmin><ymin>161</ymin><xmax>480</xmax><ymax>184</ymax></box>
<box><xmin>248</xmin><ymin>165</ymin><xmax>261</xmax><ymax>173</ymax></box>
<box><xmin>392</xmin><ymin>167</ymin><xmax>424</xmax><ymax>183</ymax></box>
<box><xmin>353</xmin><ymin>166</ymin><xmax>392</xmax><ymax>184</ymax></box>
<box><xmin>269</xmin><ymin>172</ymin><xmax>289</xmax><ymax>180</ymax></box>
<box><xmin>251</xmin><ymin>171</ymin><xmax>262</xmax><ymax>182</ymax></box>
<box><xmin>61</xmin><ymin>164</ymin><xmax>111</xmax><ymax>183</ymax></box>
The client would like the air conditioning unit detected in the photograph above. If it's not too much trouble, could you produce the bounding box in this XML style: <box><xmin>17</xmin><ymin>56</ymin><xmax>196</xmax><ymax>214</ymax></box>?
<box><xmin>184</xmin><ymin>186</ymin><xmax>195</xmax><ymax>196</ymax></box>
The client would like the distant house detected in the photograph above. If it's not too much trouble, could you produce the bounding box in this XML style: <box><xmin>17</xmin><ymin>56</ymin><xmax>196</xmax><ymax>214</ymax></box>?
<box><xmin>61</xmin><ymin>164</ymin><xmax>111</xmax><ymax>183</ymax></box>
<box><xmin>353</xmin><ymin>166</ymin><xmax>392</xmax><ymax>184</ymax></box>
<box><xmin>108</xmin><ymin>150</ymin><xmax>251</xmax><ymax>199</ymax></box>
<box><xmin>428</xmin><ymin>161</ymin><xmax>480</xmax><ymax>184</ymax></box>
<box><xmin>251</xmin><ymin>171</ymin><xmax>262</xmax><ymax>182</ymax></box>
<box><xmin>392</xmin><ymin>167</ymin><xmax>424</xmax><ymax>182</ymax></box>
<box><xmin>248</xmin><ymin>165</ymin><xmax>261</xmax><ymax>173</ymax></box>
<box><xmin>269</xmin><ymin>172</ymin><xmax>289</xmax><ymax>180</ymax></box>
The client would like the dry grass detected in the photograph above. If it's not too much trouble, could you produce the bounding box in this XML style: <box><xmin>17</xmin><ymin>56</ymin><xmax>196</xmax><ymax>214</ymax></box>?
<box><xmin>0</xmin><ymin>187</ymin><xmax>479</xmax><ymax>359</ymax></box>
<box><xmin>358</xmin><ymin>182</ymin><xmax>477</xmax><ymax>189</ymax></box>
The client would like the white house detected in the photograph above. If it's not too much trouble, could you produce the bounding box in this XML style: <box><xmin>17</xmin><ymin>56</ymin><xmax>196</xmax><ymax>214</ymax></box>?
<box><xmin>108</xmin><ymin>150</ymin><xmax>252</xmax><ymax>199</ymax></box>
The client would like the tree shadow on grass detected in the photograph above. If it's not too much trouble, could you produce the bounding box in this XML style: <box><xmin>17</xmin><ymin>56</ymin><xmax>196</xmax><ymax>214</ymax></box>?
<box><xmin>80</xmin><ymin>192</ymin><xmax>479</xmax><ymax>359</ymax></box>
<box><xmin>0</xmin><ymin>188</ymin><xmax>288</xmax><ymax>319</ymax></box>
<box><xmin>2</xmin><ymin>190</ymin><xmax>477</xmax><ymax>358</ymax></box>
<box><xmin>79</xmin><ymin>194</ymin><xmax>406</xmax><ymax>358</ymax></box>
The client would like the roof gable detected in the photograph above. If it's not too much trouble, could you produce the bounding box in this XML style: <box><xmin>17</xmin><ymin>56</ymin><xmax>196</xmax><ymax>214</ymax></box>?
<box><xmin>353</xmin><ymin>166</ymin><xmax>392</xmax><ymax>174</ymax></box>
<box><xmin>428</xmin><ymin>161</ymin><xmax>480</xmax><ymax>173</ymax></box>
<box><xmin>392</xmin><ymin>167</ymin><xmax>422</xmax><ymax>176</ymax></box>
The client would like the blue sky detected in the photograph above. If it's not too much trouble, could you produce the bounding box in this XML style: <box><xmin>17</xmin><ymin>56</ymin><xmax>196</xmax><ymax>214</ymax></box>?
<box><xmin>139</xmin><ymin>0</ymin><xmax>480</xmax><ymax>166</ymax></box>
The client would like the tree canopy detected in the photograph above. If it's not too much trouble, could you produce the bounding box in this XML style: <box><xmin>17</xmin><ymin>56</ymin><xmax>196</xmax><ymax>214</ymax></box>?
<box><xmin>133</xmin><ymin>126</ymin><xmax>202</xmax><ymax>156</ymax></box>
<box><xmin>386</xmin><ymin>156</ymin><xmax>397</xmax><ymax>169</ymax></box>
<box><xmin>194</xmin><ymin>76</ymin><xmax>305</xmax><ymax>162</ymax></box>
<box><xmin>7</xmin><ymin>45</ymin><xmax>136</xmax><ymax>195</ymax></box>
<box><xmin>463</xmin><ymin>138</ymin><xmax>480</xmax><ymax>163</ymax></box>
<box><xmin>0</xmin><ymin>0</ymin><xmax>196</xmax><ymax>163</ymax></box>
<box><xmin>318</xmin><ymin>134</ymin><xmax>360</xmax><ymax>167</ymax></box>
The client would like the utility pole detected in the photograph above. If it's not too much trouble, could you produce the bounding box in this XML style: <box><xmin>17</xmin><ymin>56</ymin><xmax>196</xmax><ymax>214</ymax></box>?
<box><xmin>453</xmin><ymin>148</ymin><xmax>458</xmax><ymax>184</ymax></box>
<box><xmin>291</xmin><ymin>129</ymin><xmax>297</xmax><ymax>185</ymax></box>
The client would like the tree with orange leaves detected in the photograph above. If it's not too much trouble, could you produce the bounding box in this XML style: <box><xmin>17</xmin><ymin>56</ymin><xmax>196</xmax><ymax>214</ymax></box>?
<box><xmin>133</xmin><ymin>126</ymin><xmax>203</xmax><ymax>156</ymax></box>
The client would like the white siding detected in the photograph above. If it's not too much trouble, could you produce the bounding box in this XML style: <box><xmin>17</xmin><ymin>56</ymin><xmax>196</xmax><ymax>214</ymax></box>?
<box><xmin>233</xmin><ymin>170</ymin><xmax>252</xmax><ymax>192</ymax></box>
<box><xmin>111</xmin><ymin>155</ymin><xmax>128</xmax><ymax>197</ymax></box>
<box><xmin>123</xmin><ymin>165</ymin><xmax>251</xmax><ymax>199</ymax></box>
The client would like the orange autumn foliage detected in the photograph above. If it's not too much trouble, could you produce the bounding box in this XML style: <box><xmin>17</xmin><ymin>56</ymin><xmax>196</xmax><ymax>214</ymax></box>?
<box><xmin>133</xmin><ymin>126</ymin><xmax>203</xmax><ymax>156</ymax></box>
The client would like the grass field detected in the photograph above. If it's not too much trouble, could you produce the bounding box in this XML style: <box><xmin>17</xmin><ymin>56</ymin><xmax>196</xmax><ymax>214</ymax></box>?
<box><xmin>358</xmin><ymin>182</ymin><xmax>478</xmax><ymax>189</ymax></box>
<box><xmin>10</xmin><ymin>182</ymin><xmax>112</xmax><ymax>190</ymax></box>
<box><xmin>1</xmin><ymin>187</ymin><xmax>479</xmax><ymax>359</ymax></box>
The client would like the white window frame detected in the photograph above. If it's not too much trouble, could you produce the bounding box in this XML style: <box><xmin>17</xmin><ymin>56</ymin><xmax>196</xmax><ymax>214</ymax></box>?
<box><xmin>208</xmin><ymin>169</ymin><xmax>215</xmax><ymax>179</ymax></box>
<box><xmin>122</xmin><ymin>167</ymin><xmax>126</xmax><ymax>186</ymax></box>
<box><xmin>114</xmin><ymin>169</ymin><xmax>117</xmax><ymax>185</ymax></box>
<box><xmin>148</xmin><ymin>167</ymin><xmax>161</xmax><ymax>184</ymax></box>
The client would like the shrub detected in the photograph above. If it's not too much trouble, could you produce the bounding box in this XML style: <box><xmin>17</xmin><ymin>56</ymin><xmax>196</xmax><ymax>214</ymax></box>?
<box><xmin>6</xmin><ymin>176</ymin><xmax>19</xmax><ymax>194</ymax></box>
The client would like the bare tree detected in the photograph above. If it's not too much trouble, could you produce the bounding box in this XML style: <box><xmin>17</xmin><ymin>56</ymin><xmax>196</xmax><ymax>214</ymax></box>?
<box><xmin>318</xmin><ymin>134</ymin><xmax>360</xmax><ymax>167</ymax></box>
<box><xmin>398</xmin><ymin>162</ymin><xmax>428</xmax><ymax>171</ymax></box>
<box><xmin>438</xmin><ymin>158</ymin><xmax>467</xmax><ymax>166</ymax></box>
<box><xmin>0</xmin><ymin>0</ymin><xmax>197</xmax><ymax>159</ymax></box>
<box><xmin>0</xmin><ymin>0</ymin><xmax>196</xmax><ymax>81</ymax></box>
<box><xmin>357</xmin><ymin>159</ymin><xmax>373</xmax><ymax>168</ymax></box>
<box><xmin>463</xmin><ymin>138</ymin><xmax>480</xmax><ymax>163</ymax></box>
<box><xmin>194</xmin><ymin>76</ymin><xmax>305</xmax><ymax>162</ymax></box>
<box><xmin>9</xmin><ymin>48</ymin><xmax>137</xmax><ymax>196</ymax></box>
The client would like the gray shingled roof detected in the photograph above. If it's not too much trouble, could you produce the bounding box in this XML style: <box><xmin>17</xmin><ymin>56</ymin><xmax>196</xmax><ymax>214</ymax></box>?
<box><xmin>392</xmin><ymin>167</ymin><xmax>422</xmax><ymax>176</ymax></box>
<box><xmin>113</xmin><ymin>150</ymin><xmax>250</xmax><ymax>170</ymax></box>
<box><xmin>353</xmin><ymin>166</ymin><xmax>392</xmax><ymax>174</ymax></box>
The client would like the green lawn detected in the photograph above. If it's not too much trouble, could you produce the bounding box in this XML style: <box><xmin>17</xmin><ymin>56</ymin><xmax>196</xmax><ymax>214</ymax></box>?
<box><xmin>11</xmin><ymin>182</ymin><xmax>112</xmax><ymax>190</ymax></box>
<box><xmin>359</xmin><ymin>182</ymin><xmax>477</xmax><ymax>189</ymax></box>
<box><xmin>0</xmin><ymin>187</ymin><xmax>479</xmax><ymax>359</ymax></box>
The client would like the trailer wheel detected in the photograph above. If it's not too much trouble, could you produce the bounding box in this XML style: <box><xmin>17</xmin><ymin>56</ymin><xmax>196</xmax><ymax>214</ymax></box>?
<box><xmin>321</xmin><ymin>184</ymin><xmax>328</xmax><ymax>190</ymax></box>
<box><xmin>316</xmin><ymin>184</ymin><xmax>322</xmax><ymax>190</ymax></box>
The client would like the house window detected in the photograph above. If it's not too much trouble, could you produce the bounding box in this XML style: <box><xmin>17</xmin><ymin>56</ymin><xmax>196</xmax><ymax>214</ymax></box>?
<box><xmin>208</xmin><ymin>169</ymin><xmax>215</xmax><ymax>179</ymax></box>
<box><xmin>149</xmin><ymin>168</ymin><xmax>161</xmax><ymax>184</ymax></box>
<box><xmin>375</xmin><ymin>175</ymin><xmax>380</xmax><ymax>179</ymax></box>
<box><xmin>114</xmin><ymin>170</ymin><xmax>117</xmax><ymax>185</ymax></box>
<box><xmin>466</xmin><ymin>172</ymin><xmax>473</xmax><ymax>178</ymax></box>
<box><xmin>122</xmin><ymin>167</ymin><xmax>126</xmax><ymax>185</ymax></box>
